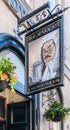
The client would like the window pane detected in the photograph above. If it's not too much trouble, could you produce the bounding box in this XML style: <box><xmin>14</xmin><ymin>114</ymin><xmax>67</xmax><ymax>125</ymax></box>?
<box><xmin>13</xmin><ymin>106</ymin><xmax>26</xmax><ymax>122</ymax></box>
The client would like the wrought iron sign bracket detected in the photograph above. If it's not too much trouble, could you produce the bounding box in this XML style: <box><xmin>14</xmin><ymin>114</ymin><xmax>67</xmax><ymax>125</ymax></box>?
<box><xmin>17</xmin><ymin>2</ymin><xmax>70</xmax><ymax>36</ymax></box>
<box><xmin>42</xmin><ymin>91</ymin><xmax>56</xmax><ymax>107</ymax></box>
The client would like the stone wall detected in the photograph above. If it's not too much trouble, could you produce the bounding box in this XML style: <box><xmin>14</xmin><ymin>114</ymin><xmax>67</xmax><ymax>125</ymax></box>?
<box><xmin>0</xmin><ymin>0</ymin><xmax>17</xmax><ymax>35</ymax></box>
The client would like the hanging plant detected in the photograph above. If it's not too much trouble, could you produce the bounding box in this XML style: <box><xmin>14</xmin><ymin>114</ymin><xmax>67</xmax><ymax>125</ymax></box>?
<box><xmin>0</xmin><ymin>58</ymin><xmax>18</xmax><ymax>93</ymax></box>
<box><xmin>44</xmin><ymin>100</ymin><xmax>70</xmax><ymax>122</ymax></box>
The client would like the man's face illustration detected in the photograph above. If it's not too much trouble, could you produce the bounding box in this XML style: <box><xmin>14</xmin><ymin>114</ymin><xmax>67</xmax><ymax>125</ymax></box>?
<box><xmin>41</xmin><ymin>39</ymin><xmax>56</xmax><ymax>64</ymax></box>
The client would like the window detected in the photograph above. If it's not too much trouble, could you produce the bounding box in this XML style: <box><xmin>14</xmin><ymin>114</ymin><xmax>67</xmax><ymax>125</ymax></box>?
<box><xmin>7</xmin><ymin>101</ymin><xmax>30</xmax><ymax>130</ymax></box>
<box><xmin>0</xmin><ymin>96</ymin><xmax>6</xmax><ymax>130</ymax></box>
<box><xmin>0</xmin><ymin>97</ymin><xmax>6</xmax><ymax>120</ymax></box>
<box><xmin>13</xmin><ymin>106</ymin><xmax>26</xmax><ymax>122</ymax></box>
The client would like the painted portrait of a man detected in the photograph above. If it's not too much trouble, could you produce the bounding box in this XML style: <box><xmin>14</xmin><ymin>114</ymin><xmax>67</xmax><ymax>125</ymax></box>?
<box><xmin>26</xmin><ymin>17</ymin><xmax>63</xmax><ymax>94</ymax></box>
<box><xmin>28</xmin><ymin>29</ymin><xmax>60</xmax><ymax>86</ymax></box>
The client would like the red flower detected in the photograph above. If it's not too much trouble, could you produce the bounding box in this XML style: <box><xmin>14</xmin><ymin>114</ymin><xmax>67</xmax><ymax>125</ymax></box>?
<box><xmin>14</xmin><ymin>76</ymin><xmax>18</xmax><ymax>81</ymax></box>
<box><xmin>1</xmin><ymin>73</ymin><xmax>9</xmax><ymax>81</ymax></box>
<box><xmin>2</xmin><ymin>73</ymin><xmax>8</xmax><ymax>79</ymax></box>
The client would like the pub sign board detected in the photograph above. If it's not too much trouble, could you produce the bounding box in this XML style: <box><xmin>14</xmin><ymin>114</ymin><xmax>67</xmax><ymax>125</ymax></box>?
<box><xmin>25</xmin><ymin>16</ymin><xmax>64</xmax><ymax>95</ymax></box>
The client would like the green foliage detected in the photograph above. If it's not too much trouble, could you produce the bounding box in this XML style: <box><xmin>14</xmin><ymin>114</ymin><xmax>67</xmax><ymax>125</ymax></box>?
<box><xmin>0</xmin><ymin>58</ymin><xmax>18</xmax><ymax>93</ymax></box>
<box><xmin>44</xmin><ymin>100</ymin><xmax>70</xmax><ymax>122</ymax></box>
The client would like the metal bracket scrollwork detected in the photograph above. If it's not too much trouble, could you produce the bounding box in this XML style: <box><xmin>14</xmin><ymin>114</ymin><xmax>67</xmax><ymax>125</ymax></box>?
<box><xmin>29</xmin><ymin>9</ymin><xmax>50</xmax><ymax>25</ymax></box>
<box><xmin>17</xmin><ymin>2</ymin><xmax>70</xmax><ymax>35</ymax></box>
<box><xmin>42</xmin><ymin>89</ymin><xmax>59</xmax><ymax>108</ymax></box>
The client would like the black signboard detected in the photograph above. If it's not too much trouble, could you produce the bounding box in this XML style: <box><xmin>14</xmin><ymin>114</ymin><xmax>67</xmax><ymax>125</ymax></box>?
<box><xmin>25</xmin><ymin>16</ymin><xmax>64</xmax><ymax>95</ymax></box>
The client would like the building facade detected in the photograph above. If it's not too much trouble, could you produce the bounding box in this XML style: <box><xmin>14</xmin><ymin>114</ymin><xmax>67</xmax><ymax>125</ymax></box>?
<box><xmin>0</xmin><ymin>1</ymin><xmax>32</xmax><ymax>130</ymax></box>
<box><xmin>0</xmin><ymin>0</ymin><xmax>70</xmax><ymax>130</ymax></box>
<box><xmin>29</xmin><ymin>0</ymin><xmax>70</xmax><ymax>130</ymax></box>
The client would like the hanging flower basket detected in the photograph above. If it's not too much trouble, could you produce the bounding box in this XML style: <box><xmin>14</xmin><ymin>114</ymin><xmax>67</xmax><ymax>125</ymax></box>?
<box><xmin>52</xmin><ymin>114</ymin><xmax>63</xmax><ymax>122</ymax></box>
<box><xmin>0</xmin><ymin>58</ymin><xmax>18</xmax><ymax>93</ymax></box>
<box><xmin>43</xmin><ymin>100</ymin><xmax>70</xmax><ymax>122</ymax></box>
<box><xmin>0</xmin><ymin>80</ymin><xmax>8</xmax><ymax>92</ymax></box>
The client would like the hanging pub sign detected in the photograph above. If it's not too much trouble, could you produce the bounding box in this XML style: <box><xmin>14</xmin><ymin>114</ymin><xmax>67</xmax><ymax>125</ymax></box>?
<box><xmin>25</xmin><ymin>16</ymin><xmax>64</xmax><ymax>95</ymax></box>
